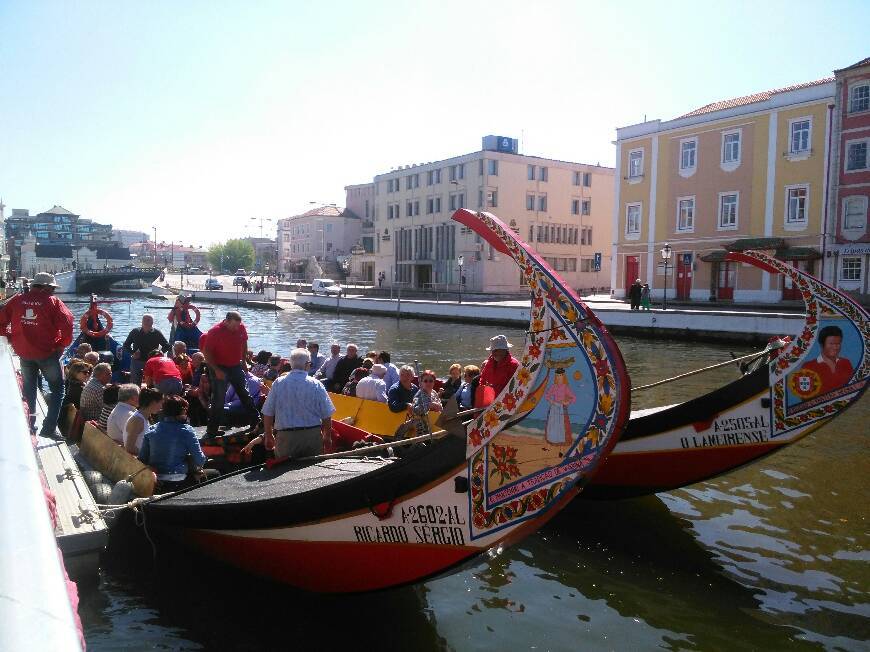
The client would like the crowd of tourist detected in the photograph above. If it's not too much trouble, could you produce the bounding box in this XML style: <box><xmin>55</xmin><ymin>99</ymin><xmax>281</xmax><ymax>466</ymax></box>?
<box><xmin>0</xmin><ymin>272</ymin><xmax>521</xmax><ymax>493</ymax></box>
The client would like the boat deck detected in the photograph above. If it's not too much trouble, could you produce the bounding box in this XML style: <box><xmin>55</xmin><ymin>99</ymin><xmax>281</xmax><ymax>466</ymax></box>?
<box><xmin>165</xmin><ymin>456</ymin><xmax>395</xmax><ymax>507</ymax></box>
<box><xmin>33</xmin><ymin>385</ymin><xmax>108</xmax><ymax>580</ymax></box>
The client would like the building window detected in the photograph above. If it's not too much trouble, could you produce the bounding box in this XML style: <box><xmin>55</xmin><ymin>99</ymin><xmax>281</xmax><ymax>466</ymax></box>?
<box><xmin>539</xmin><ymin>166</ymin><xmax>548</xmax><ymax>182</ymax></box>
<box><xmin>846</xmin><ymin>140</ymin><xmax>868</xmax><ymax>171</ymax></box>
<box><xmin>628</xmin><ymin>149</ymin><xmax>644</xmax><ymax>178</ymax></box>
<box><xmin>449</xmin><ymin>164</ymin><xmax>465</xmax><ymax>181</ymax></box>
<box><xmin>489</xmin><ymin>190</ymin><xmax>498</xmax><ymax>207</ymax></box>
<box><xmin>538</xmin><ymin>195</ymin><xmax>547</xmax><ymax>211</ymax></box>
<box><xmin>571</xmin><ymin>199</ymin><xmax>580</xmax><ymax>215</ymax></box>
<box><xmin>626</xmin><ymin>203</ymin><xmax>641</xmax><ymax>235</ymax></box>
<box><xmin>478</xmin><ymin>189</ymin><xmax>484</xmax><ymax>207</ymax></box>
<box><xmin>414</xmin><ymin>200</ymin><xmax>420</xmax><ymax>216</ymax></box>
<box><xmin>677</xmin><ymin>197</ymin><xmax>695</xmax><ymax>232</ymax></box>
<box><xmin>850</xmin><ymin>83</ymin><xmax>870</xmax><ymax>113</ymax></box>
<box><xmin>537</xmin><ymin>225</ymin><xmax>544</xmax><ymax>242</ymax></box>
<box><xmin>680</xmin><ymin>139</ymin><xmax>697</xmax><ymax>171</ymax></box>
<box><xmin>790</xmin><ymin>119</ymin><xmax>811</xmax><ymax>154</ymax></box>
<box><xmin>840</xmin><ymin>257</ymin><xmax>862</xmax><ymax>281</ymax></box>
<box><xmin>718</xmin><ymin>193</ymin><xmax>739</xmax><ymax>230</ymax></box>
<box><xmin>529</xmin><ymin>225</ymin><xmax>535</xmax><ymax>242</ymax></box>
<box><xmin>722</xmin><ymin>131</ymin><xmax>741</xmax><ymax>165</ymax></box>
<box><xmin>582</xmin><ymin>199</ymin><xmax>591</xmax><ymax>216</ymax></box>
<box><xmin>406</xmin><ymin>202</ymin><xmax>413</xmax><ymax>217</ymax></box>
<box><xmin>434</xmin><ymin>197</ymin><xmax>441</xmax><ymax>213</ymax></box>
<box><xmin>528</xmin><ymin>165</ymin><xmax>535</xmax><ymax>181</ymax></box>
<box><xmin>427</xmin><ymin>198</ymin><xmax>434</xmax><ymax>214</ymax></box>
<box><xmin>583</xmin><ymin>172</ymin><xmax>591</xmax><ymax>187</ymax></box>
<box><xmin>487</xmin><ymin>160</ymin><xmax>498</xmax><ymax>175</ymax></box>
<box><xmin>457</xmin><ymin>193</ymin><xmax>464</xmax><ymax>209</ymax></box>
<box><xmin>427</xmin><ymin>169</ymin><xmax>441</xmax><ymax>185</ymax></box>
<box><xmin>843</xmin><ymin>196</ymin><xmax>867</xmax><ymax>230</ymax></box>
<box><xmin>572</xmin><ymin>171</ymin><xmax>581</xmax><ymax>186</ymax></box>
<box><xmin>786</xmin><ymin>186</ymin><xmax>809</xmax><ymax>225</ymax></box>
<box><xmin>528</xmin><ymin>195</ymin><xmax>536</xmax><ymax>211</ymax></box>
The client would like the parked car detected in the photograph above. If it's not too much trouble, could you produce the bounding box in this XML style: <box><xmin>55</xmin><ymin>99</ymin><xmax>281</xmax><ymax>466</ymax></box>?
<box><xmin>311</xmin><ymin>278</ymin><xmax>342</xmax><ymax>296</ymax></box>
<box><xmin>205</xmin><ymin>278</ymin><xmax>223</xmax><ymax>290</ymax></box>
<box><xmin>235</xmin><ymin>269</ymin><xmax>246</xmax><ymax>276</ymax></box>
<box><xmin>233</xmin><ymin>276</ymin><xmax>247</xmax><ymax>286</ymax></box>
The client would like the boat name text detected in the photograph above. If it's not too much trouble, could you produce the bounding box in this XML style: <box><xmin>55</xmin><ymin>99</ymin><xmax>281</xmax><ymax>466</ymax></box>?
<box><xmin>353</xmin><ymin>524</ymin><xmax>466</xmax><ymax>546</ymax></box>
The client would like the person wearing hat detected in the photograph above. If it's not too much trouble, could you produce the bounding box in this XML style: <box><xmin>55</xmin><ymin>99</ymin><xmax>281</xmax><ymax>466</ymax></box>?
<box><xmin>478</xmin><ymin>334</ymin><xmax>519</xmax><ymax>401</ymax></box>
<box><xmin>0</xmin><ymin>272</ymin><xmax>74</xmax><ymax>439</ymax></box>
<box><xmin>356</xmin><ymin>363</ymin><xmax>388</xmax><ymax>402</ymax></box>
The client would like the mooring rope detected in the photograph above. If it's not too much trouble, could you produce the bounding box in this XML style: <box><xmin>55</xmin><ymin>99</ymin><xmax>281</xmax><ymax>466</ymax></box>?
<box><xmin>631</xmin><ymin>340</ymin><xmax>786</xmax><ymax>392</ymax></box>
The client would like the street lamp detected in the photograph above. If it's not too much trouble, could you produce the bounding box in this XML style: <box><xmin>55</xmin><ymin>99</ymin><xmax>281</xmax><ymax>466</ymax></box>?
<box><xmin>457</xmin><ymin>255</ymin><xmax>464</xmax><ymax>304</ymax></box>
<box><xmin>152</xmin><ymin>225</ymin><xmax>157</xmax><ymax>265</ymax></box>
<box><xmin>660</xmin><ymin>243</ymin><xmax>673</xmax><ymax>310</ymax></box>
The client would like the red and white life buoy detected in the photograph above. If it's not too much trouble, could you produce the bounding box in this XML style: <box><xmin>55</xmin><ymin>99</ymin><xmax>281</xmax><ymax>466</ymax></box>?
<box><xmin>80</xmin><ymin>308</ymin><xmax>113</xmax><ymax>339</ymax></box>
<box><xmin>179</xmin><ymin>305</ymin><xmax>200</xmax><ymax>329</ymax></box>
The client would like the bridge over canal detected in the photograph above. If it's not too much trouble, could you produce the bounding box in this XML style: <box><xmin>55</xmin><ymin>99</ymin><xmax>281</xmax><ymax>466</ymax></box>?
<box><xmin>75</xmin><ymin>267</ymin><xmax>160</xmax><ymax>293</ymax></box>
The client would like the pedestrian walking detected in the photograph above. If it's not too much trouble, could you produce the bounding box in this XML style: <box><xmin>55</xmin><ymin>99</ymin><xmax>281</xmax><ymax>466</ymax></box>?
<box><xmin>629</xmin><ymin>279</ymin><xmax>643</xmax><ymax>310</ymax></box>
<box><xmin>640</xmin><ymin>283</ymin><xmax>651</xmax><ymax>311</ymax></box>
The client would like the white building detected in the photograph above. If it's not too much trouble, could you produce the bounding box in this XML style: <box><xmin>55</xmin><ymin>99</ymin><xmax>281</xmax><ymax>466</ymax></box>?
<box><xmin>347</xmin><ymin>136</ymin><xmax>613</xmax><ymax>293</ymax></box>
<box><xmin>277</xmin><ymin>205</ymin><xmax>361</xmax><ymax>274</ymax></box>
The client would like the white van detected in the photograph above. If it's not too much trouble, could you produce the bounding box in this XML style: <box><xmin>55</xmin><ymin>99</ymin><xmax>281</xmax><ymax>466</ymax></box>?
<box><xmin>311</xmin><ymin>278</ymin><xmax>342</xmax><ymax>296</ymax></box>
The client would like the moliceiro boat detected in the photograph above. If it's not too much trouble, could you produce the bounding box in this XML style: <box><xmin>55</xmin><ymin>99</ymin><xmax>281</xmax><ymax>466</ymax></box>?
<box><xmin>584</xmin><ymin>250</ymin><xmax>868</xmax><ymax>498</ymax></box>
<box><xmin>141</xmin><ymin>209</ymin><xmax>632</xmax><ymax>592</ymax></box>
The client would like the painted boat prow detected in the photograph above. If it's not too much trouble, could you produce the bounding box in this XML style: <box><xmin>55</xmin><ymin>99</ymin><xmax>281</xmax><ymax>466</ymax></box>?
<box><xmin>586</xmin><ymin>249</ymin><xmax>869</xmax><ymax>498</ymax></box>
<box><xmin>142</xmin><ymin>209</ymin><xmax>632</xmax><ymax>592</ymax></box>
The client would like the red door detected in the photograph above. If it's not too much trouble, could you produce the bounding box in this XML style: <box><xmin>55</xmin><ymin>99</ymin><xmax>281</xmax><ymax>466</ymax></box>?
<box><xmin>717</xmin><ymin>262</ymin><xmax>735</xmax><ymax>300</ymax></box>
<box><xmin>625</xmin><ymin>256</ymin><xmax>639</xmax><ymax>296</ymax></box>
<box><xmin>676</xmin><ymin>253</ymin><xmax>693</xmax><ymax>300</ymax></box>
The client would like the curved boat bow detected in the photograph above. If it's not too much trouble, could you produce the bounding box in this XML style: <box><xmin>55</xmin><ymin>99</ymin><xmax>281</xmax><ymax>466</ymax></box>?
<box><xmin>586</xmin><ymin>249</ymin><xmax>869</xmax><ymax>498</ymax></box>
<box><xmin>143</xmin><ymin>209</ymin><xmax>631</xmax><ymax>592</ymax></box>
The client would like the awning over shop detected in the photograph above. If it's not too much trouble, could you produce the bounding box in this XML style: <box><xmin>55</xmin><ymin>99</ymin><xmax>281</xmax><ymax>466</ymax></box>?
<box><xmin>699</xmin><ymin>250</ymin><xmax>728</xmax><ymax>262</ymax></box>
<box><xmin>775</xmin><ymin>247</ymin><xmax>822</xmax><ymax>261</ymax></box>
<box><xmin>725</xmin><ymin>237</ymin><xmax>786</xmax><ymax>251</ymax></box>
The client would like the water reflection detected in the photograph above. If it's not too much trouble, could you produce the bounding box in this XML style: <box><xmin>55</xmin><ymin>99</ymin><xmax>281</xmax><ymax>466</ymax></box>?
<box><xmin>71</xmin><ymin>294</ymin><xmax>868</xmax><ymax>650</ymax></box>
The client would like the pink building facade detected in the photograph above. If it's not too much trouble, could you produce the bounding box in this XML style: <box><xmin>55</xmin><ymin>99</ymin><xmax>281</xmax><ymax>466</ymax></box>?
<box><xmin>827</xmin><ymin>58</ymin><xmax>870</xmax><ymax>302</ymax></box>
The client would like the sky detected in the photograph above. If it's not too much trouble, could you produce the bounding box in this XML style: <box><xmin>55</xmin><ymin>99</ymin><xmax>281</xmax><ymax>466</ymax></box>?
<box><xmin>1</xmin><ymin>1</ymin><xmax>868</xmax><ymax>246</ymax></box>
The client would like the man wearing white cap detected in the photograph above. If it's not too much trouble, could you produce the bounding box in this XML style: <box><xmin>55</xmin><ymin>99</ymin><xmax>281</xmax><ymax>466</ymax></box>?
<box><xmin>355</xmin><ymin>363</ymin><xmax>388</xmax><ymax>402</ymax></box>
<box><xmin>479</xmin><ymin>334</ymin><xmax>519</xmax><ymax>398</ymax></box>
<box><xmin>0</xmin><ymin>272</ymin><xmax>74</xmax><ymax>438</ymax></box>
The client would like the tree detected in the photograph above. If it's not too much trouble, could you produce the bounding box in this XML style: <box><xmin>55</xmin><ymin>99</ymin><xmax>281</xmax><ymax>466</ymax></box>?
<box><xmin>208</xmin><ymin>239</ymin><xmax>254</xmax><ymax>274</ymax></box>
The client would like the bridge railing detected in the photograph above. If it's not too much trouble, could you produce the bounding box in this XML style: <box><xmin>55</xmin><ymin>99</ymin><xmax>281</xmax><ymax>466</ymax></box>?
<box><xmin>77</xmin><ymin>267</ymin><xmax>160</xmax><ymax>276</ymax></box>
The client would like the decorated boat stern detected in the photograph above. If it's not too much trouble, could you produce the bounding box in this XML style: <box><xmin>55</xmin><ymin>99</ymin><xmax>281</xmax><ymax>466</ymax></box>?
<box><xmin>144</xmin><ymin>209</ymin><xmax>631</xmax><ymax>593</ymax></box>
<box><xmin>587</xmin><ymin>249</ymin><xmax>869</xmax><ymax>498</ymax></box>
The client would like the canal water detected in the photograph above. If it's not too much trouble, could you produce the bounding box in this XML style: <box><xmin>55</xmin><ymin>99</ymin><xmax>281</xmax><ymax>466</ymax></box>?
<box><xmin>71</xmin><ymin>293</ymin><xmax>869</xmax><ymax>651</ymax></box>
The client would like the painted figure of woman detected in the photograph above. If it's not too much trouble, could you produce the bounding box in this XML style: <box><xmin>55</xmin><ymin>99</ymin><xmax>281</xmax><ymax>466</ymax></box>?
<box><xmin>544</xmin><ymin>369</ymin><xmax>575</xmax><ymax>445</ymax></box>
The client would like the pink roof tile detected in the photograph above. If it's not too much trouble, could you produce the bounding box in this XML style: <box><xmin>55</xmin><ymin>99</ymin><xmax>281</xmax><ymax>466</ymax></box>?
<box><xmin>677</xmin><ymin>78</ymin><xmax>833</xmax><ymax>119</ymax></box>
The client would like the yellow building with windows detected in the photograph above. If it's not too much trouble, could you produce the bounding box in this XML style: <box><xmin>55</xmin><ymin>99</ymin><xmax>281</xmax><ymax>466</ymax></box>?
<box><xmin>613</xmin><ymin>79</ymin><xmax>834</xmax><ymax>303</ymax></box>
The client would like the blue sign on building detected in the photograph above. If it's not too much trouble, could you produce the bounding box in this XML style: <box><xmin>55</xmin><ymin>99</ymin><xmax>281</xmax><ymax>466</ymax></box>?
<box><xmin>593</xmin><ymin>252</ymin><xmax>602</xmax><ymax>271</ymax></box>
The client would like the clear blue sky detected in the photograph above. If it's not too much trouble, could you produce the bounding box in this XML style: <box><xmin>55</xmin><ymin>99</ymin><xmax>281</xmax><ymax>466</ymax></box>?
<box><xmin>1</xmin><ymin>1</ymin><xmax>867</xmax><ymax>245</ymax></box>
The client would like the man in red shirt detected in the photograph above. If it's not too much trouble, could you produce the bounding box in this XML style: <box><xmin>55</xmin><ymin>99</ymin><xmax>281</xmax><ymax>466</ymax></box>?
<box><xmin>143</xmin><ymin>349</ymin><xmax>184</xmax><ymax>395</ymax></box>
<box><xmin>200</xmin><ymin>311</ymin><xmax>258</xmax><ymax>435</ymax></box>
<box><xmin>478</xmin><ymin>334</ymin><xmax>519</xmax><ymax>403</ymax></box>
<box><xmin>0</xmin><ymin>273</ymin><xmax>74</xmax><ymax>438</ymax></box>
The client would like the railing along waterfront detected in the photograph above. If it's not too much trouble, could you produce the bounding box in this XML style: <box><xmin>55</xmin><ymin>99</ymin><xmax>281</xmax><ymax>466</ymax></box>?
<box><xmin>0</xmin><ymin>339</ymin><xmax>82</xmax><ymax>650</ymax></box>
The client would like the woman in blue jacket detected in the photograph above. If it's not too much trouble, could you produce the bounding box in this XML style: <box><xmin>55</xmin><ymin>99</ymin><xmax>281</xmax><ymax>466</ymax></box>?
<box><xmin>138</xmin><ymin>395</ymin><xmax>208</xmax><ymax>492</ymax></box>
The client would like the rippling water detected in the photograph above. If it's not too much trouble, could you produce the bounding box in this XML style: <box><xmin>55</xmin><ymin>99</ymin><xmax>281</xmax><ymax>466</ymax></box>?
<box><xmin>72</xmin><ymin>293</ymin><xmax>869</xmax><ymax>651</ymax></box>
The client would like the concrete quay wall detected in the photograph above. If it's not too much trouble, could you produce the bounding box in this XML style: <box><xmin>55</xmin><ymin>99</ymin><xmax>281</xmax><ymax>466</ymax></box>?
<box><xmin>295</xmin><ymin>295</ymin><xmax>805</xmax><ymax>344</ymax></box>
